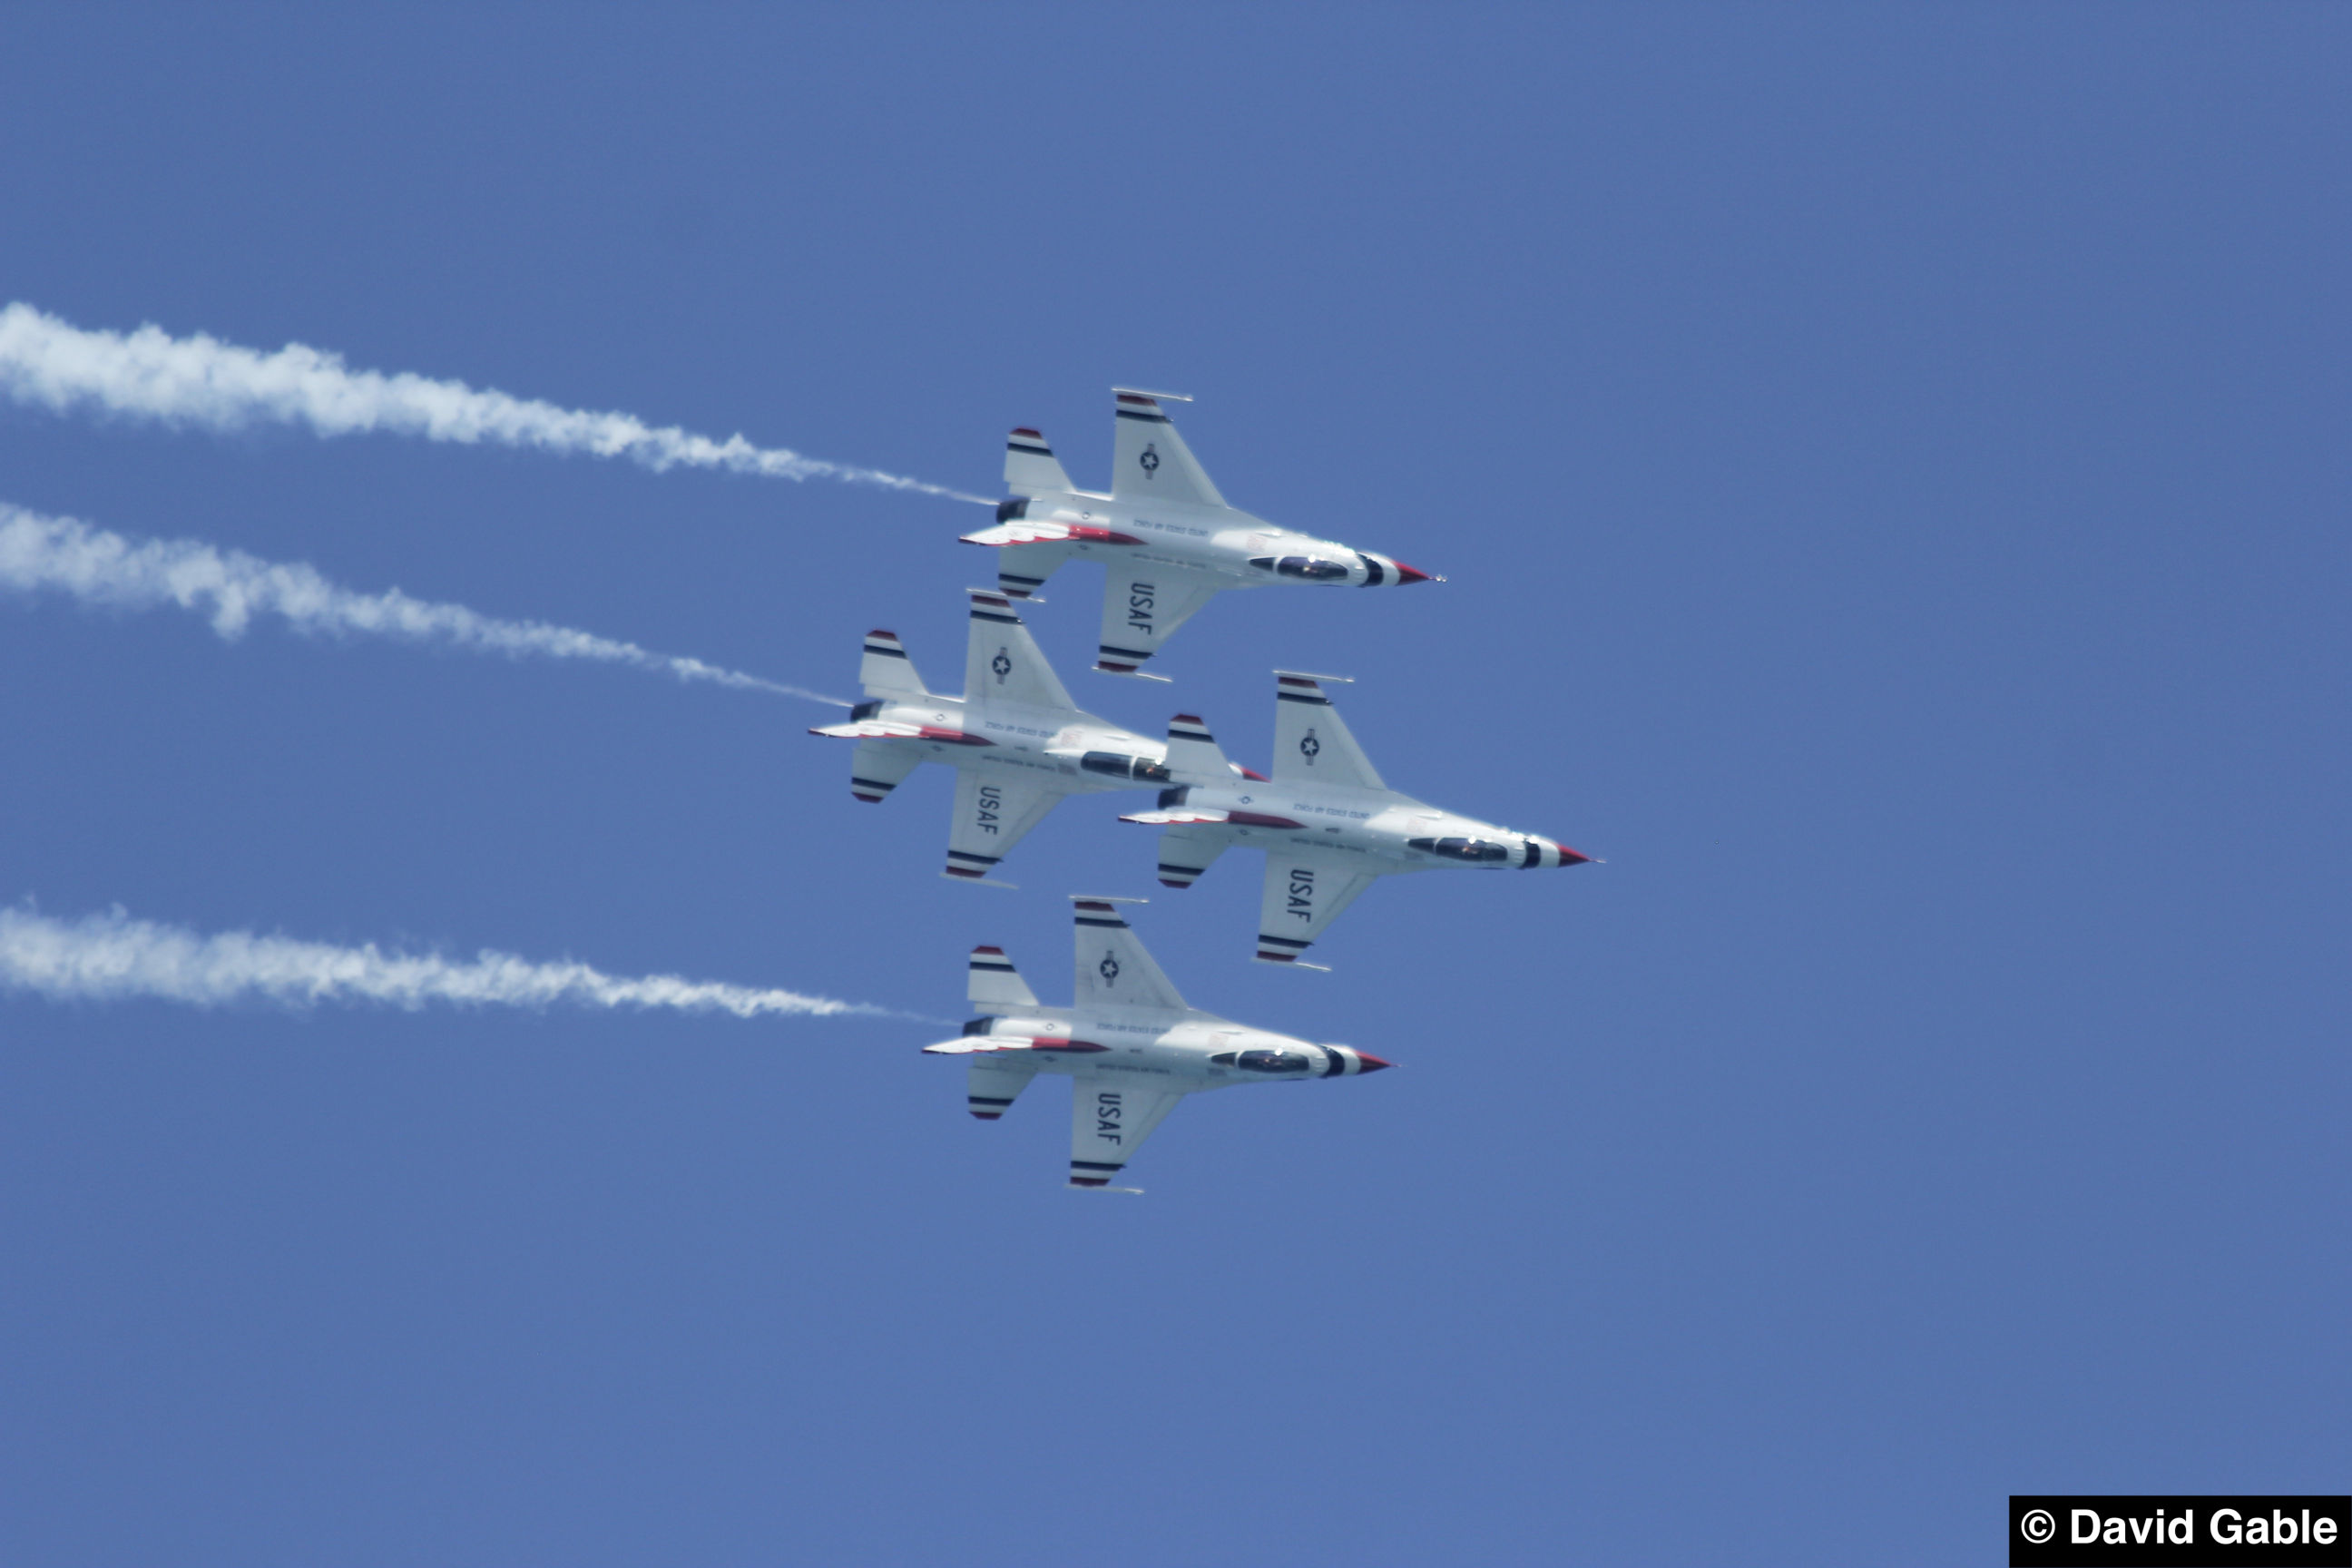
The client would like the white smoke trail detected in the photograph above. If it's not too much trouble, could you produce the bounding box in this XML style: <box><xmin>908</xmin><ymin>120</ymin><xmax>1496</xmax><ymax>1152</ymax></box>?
<box><xmin>0</xmin><ymin>502</ymin><xmax>846</xmax><ymax>705</ymax></box>
<box><xmin>0</xmin><ymin>905</ymin><xmax>901</xmax><ymax>1021</ymax></box>
<box><xmin>0</xmin><ymin>302</ymin><xmax>990</xmax><ymax>504</ymax></box>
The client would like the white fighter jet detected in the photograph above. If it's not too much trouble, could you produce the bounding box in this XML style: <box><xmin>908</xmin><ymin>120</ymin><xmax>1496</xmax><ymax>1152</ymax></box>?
<box><xmin>922</xmin><ymin>897</ymin><xmax>1393</xmax><ymax>1190</ymax></box>
<box><xmin>808</xmin><ymin>590</ymin><xmax>1266</xmax><ymax>884</ymax></box>
<box><xmin>1120</xmin><ymin>672</ymin><xmax>1593</xmax><ymax>967</ymax></box>
<box><xmin>958</xmin><ymin>390</ymin><xmax>1440</xmax><ymax>680</ymax></box>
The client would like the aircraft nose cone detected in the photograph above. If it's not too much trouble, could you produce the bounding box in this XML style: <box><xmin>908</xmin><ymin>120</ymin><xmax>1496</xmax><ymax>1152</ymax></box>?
<box><xmin>1392</xmin><ymin>561</ymin><xmax>1435</xmax><ymax>585</ymax></box>
<box><xmin>1354</xmin><ymin>1052</ymin><xmax>1395</xmax><ymax>1073</ymax></box>
<box><xmin>1556</xmin><ymin>845</ymin><xmax>1592</xmax><ymax>867</ymax></box>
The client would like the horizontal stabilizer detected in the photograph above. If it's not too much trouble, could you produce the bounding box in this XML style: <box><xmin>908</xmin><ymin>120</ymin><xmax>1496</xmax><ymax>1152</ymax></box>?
<box><xmin>859</xmin><ymin>629</ymin><xmax>928</xmax><ymax>699</ymax></box>
<box><xmin>964</xmin><ymin>1057</ymin><xmax>1035</xmax><ymax>1121</ymax></box>
<box><xmin>966</xmin><ymin>945</ymin><xmax>1038</xmax><ymax>1013</ymax></box>
<box><xmin>991</xmin><ymin>539</ymin><xmax>1073</xmax><ymax>601</ymax></box>
<box><xmin>1153</xmin><ymin>823</ymin><xmax>1230</xmax><ymax>889</ymax></box>
<box><xmin>1163</xmin><ymin>713</ymin><xmax>1231</xmax><ymax>784</ymax></box>
<box><xmin>848</xmin><ymin>737</ymin><xmax>921</xmax><ymax>804</ymax></box>
<box><xmin>1004</xmin><ymin>427</ymin><xmax>1074</xmax><ymax>497</ymax></box>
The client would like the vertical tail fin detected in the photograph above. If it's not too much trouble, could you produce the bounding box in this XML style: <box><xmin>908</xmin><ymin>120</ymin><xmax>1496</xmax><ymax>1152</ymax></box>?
<box><xmin>968</xmin><ymin>946</ymin><xmax>1039</xmax><ymax>1014</ymax></box>
<box><xmin>860</xmin><ymin>629</ymin><xmax>929</xmax><ymax>699</ymax></box>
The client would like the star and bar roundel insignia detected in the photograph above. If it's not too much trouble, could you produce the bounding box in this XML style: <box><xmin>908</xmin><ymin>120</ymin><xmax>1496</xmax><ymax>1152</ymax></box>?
<box><xmin>1139</xmin><ymin>442</ymin><xmax>1161</xmax><ymax>477</ymax></box>
<box><xmin>992</xmin><ymin>647</ymin><xmax>1012</xmax><ymax>681</ymax></box>
<box><xmin>1299</xmin><ymin>729</ymin><xmax>1321</xmax><ymax>760</ymax></box>
<box><xmin>1099</xmin><ymin>951</ymin><xmax>1121</xmax><ymax>983</ymax></box>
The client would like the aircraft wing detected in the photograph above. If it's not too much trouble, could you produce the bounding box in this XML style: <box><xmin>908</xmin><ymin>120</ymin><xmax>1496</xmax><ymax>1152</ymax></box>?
<box><xmin>1070</xmin><ymin>898</ymin><xmax>1186</xmax><ymax>1012</ymax></box>
<box><xmin>1271</xmin><ymin>672</ymin><xmax>1386</xmax><ymax>789</ymax></box>
<box><xmin>1111</xmin><ymin>390</ymin><xmax>1226</xmax><ymax>508</ymax></box>
<box><xmin>1255</xmin><ymin>848</ymin><xmax>1385</xmax><ymax>965</ymax></box>
<box><xmin>1095</xmin><ymin>566</ymin><xmax>1229</xmax><ymax>676</ymax></box>
<box><xmin>1069</xmin><ymin>1074</ymin><xmax>1188</xmax><ymax>1187</ymax></box>
<box><xmin>944</xmin><ymin>769</ymin><xmax>1069</xmax><ymax>882</ymax></box>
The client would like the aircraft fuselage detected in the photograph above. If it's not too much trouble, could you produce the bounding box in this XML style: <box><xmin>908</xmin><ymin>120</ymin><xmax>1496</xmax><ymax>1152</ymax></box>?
<box><xmin>1155</xmin><ymin>778</ymin><xmax>1584</xmax><ymax>872</ymax></box>
<box><xmin>831</xmin><ymin>691</ymin><xmax>1172</xmax><ymax>793</ymax></box>
<box><xmin>998</xmin><ymin>489</ymin><xmax>1424</xmax><ymax>591</ymax></box>
<box><xmin>954</xmin><ymin>1004</ymin><xmax>1378</xmax><ymax>1087</ymax></box>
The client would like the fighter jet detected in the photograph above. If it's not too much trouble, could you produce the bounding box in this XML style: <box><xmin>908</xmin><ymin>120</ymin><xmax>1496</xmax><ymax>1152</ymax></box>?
<box><xmin>808</xmin><ymin>590</ymin><xmax>1263</xmax><ymax>884</ymax></box>
<box><xmin>958</xmin><ymin>389</ymin><xmax>1440</xmax><ymax>681</ymax></box>
<box><xmin>921</xmin><ymin>896</ymin><xmax>1393</xmax><ymax>1190</ymax></box>
<box><xmin>1120</xmin><ymin>672</ymin><xmax>1593</xmax><ymax>967</ymax></box>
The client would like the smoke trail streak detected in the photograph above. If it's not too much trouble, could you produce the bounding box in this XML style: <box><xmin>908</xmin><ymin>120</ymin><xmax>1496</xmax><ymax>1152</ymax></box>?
<box><xmin>0</xmin><ymin>303</ymin><xmax>990</xmax><ymax>504</ymax></box>
<box><xmin>0</xmin><ymin>502</ymin><xmax>847</xmax><ymax>705</ymax></box>
<box><xmin>0</xmin><ymin>906</ymin><xmax>906</xmax><ymax>1021</ymax></box>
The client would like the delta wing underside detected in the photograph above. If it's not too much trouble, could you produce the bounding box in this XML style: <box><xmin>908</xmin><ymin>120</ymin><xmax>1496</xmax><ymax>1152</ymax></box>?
<box><xmin>1271</xmin><ymin>673</ymin><xmax>1386</xmax><ymax>789</ymax></box>
<box><xmin>1069</xmin><ymin>900</ymin><xmax>1187</xmax><ymax>1012</ymax></box>
<box><xmin>1095</xmin><ymin>567</ymin><xmax>1228</xmax><ymax>675</ymax></box>
<box><xmin>946</xmin><ymin>769</ymin><xmax>1068</xmax><ymax>882</ymax></box>
<box><xmin>1068</xmin><ymin>1076</ymin><xmax>1187</xmax><ymax>1187</ymax></box>
<box><xmin>1255</xmin><ymin>849</ymin><xmax>1383</xmax><ymax>965</ymax></box>
<box><xmin>965</xmin><ymin>591</ymin><xmax>1077</xmax><ymax>710</ymax></box>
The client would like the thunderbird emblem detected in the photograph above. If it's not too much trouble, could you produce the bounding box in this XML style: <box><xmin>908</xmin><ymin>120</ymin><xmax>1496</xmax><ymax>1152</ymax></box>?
<box><xmin>1300</xmin><ymin>729</ymin><xmax>1321</xmax><ymax>761</ymax></box>
<box><xmin>1099</xmin><ymin>951</ymin><xmax>1121</xmax><ymax>983</ymax></box>
<box><xmin>1139</xmin><ymin>442</ymin><xmax>1161</xmax><ymax>477</ymax></box>
<box><xmin>991</xmin><ymin>647</ymin><xmax>1012</xmax><ymax>681</ymax></box>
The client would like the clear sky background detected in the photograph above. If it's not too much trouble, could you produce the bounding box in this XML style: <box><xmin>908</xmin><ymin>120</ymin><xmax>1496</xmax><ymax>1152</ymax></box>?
<box><xmin>2</xmin><ymin>6</ymin><xmax>2345</xmax><ymax>1564</ymax></box>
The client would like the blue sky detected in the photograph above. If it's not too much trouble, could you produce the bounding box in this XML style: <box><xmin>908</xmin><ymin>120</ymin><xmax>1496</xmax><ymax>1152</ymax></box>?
<box><xmin>2</xmin><ymin>6</ymin><xmax>2345</xmax><ymax>1563</ymax></box>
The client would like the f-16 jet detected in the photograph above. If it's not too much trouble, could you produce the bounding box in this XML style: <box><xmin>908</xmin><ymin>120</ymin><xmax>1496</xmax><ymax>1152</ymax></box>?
<box><xmin>958</xmin><ymin>390</ymin><xmax>1440</xmax><ymax>681</ymax></box>
<box><xmin>1121</xmin><ymin>673</ymin><xmax>1592</xmax><ymax>967</ymax></box>
<box><xmin>808</xmin><ymin>590</ymin><xmax>1263</xmax><ymax>885</ymax></box>
<box><xmin>921</xmin><ymin>897</ymin><xmax>1392</xmax><ymax>1190</ymax></box>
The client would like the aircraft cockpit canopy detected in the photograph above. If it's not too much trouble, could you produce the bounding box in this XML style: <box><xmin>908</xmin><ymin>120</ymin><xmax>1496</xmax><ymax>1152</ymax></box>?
<box><xmin>1408</xmin><ymin>837</ymin><xmax>1514</xmax><ymax>864</ymax></box>
<box><xmin>1209</xmin><ymin>1048</ymin><xmax>1314</xmax><ymax>1074</ymax></box>
<box><xmin>1250</xmin><ymin>554</ymin><xmax>1352</xmax><ymax>582</ymax></box>
<box><xmin>1081</xmin><ymin>751</ymin><xmax>1173</xmax><ymax>784</ymax></box>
